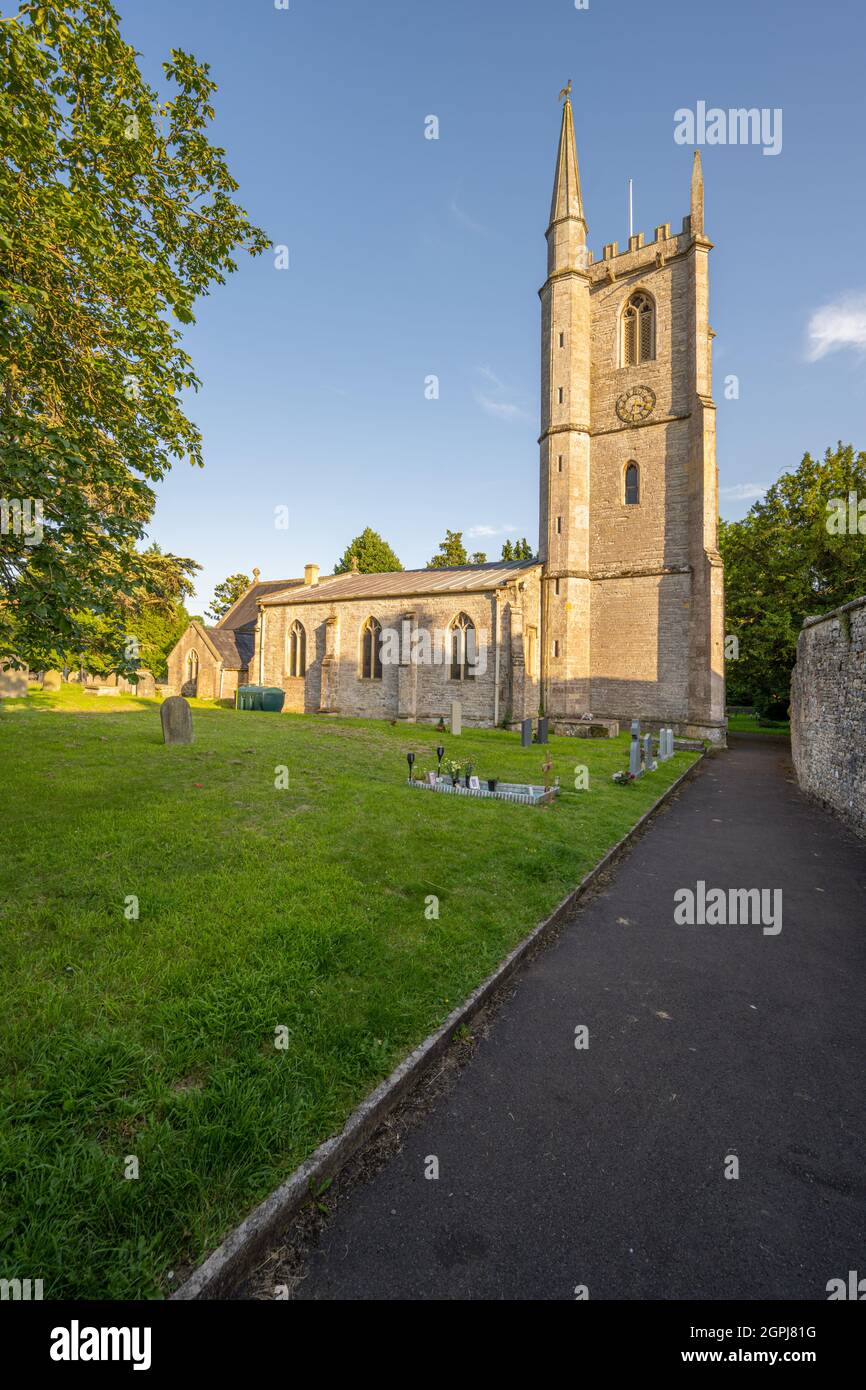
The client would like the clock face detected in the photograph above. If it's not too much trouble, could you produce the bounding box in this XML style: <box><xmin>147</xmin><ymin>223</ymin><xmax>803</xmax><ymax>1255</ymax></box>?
<box><xmin>615</xmin><ymin>385</ymin><xmax>656</xmax><ymax>425</ymax></box>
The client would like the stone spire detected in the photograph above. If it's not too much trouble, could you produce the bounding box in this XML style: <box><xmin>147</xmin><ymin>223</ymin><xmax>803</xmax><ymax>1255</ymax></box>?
<box><xmin>549</xmin><ymin>86</ymin><xmax>586</xmax><ymax>233</ymax></box>
<box><xmin>690</xmin><ymin>149</ymin><xmax>704</xmax><ymax>237</ymax></box>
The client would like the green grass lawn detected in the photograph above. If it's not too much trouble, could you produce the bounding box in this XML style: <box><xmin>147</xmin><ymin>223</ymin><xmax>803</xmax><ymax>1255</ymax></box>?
<box><xmin>0</xmin><ymin>692</ymin><xmax>698</xmax><ymax>1298</ymax></box>
<box><xmin>726</xmin><ymin>713</ymin><xmax>790</xmax><ymax>737</ymax></box>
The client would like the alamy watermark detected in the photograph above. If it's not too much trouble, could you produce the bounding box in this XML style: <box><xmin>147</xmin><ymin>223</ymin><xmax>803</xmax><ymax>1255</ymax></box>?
<box><xmin>1</xmin><ymin>497</ymin><xmax>44</xmax><ymax>545</ymax></box>
<box><xmin>1</xmin><ymin>1277</ymin><xmax>43</xmax><ymax>1300</ymax></box>
<box><xmin>674</xmin><ymin>101</ymin><xmax>782</xmax><ymax>157</ymax></box>
<box><xmin>674</xmin><ymin>881</ymin><xmax>782</xmax><ymax>935</ymax></box>
<box><xmin>826</xmin><ymin>492</ymin><xmax>866</xmax><ymax>535</ymax></box>
<box><xmin>379</xmin><ymin>622</ymin><xmax>488</xmax><ymax>676</ymax></box>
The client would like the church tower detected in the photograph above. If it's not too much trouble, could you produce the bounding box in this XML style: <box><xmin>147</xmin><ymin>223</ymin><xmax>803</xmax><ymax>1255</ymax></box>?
<box><xmin>538</xmin><ymin>91</ymin><xmax>725</xmax><ymax>742</ymax></box>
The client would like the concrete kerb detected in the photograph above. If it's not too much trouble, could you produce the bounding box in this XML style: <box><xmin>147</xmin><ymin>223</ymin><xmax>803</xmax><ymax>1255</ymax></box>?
<box><xmin>173</xmin><ymin>751</ymin><xmax>707</xmax><ymax>1300</ymax></box>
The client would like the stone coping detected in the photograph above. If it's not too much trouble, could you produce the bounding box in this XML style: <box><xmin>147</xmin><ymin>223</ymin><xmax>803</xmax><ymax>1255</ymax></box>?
<box><xmin>802</xmin><ymin>593</ymin><xmax>866</xmax><ymax>628</ymax></box>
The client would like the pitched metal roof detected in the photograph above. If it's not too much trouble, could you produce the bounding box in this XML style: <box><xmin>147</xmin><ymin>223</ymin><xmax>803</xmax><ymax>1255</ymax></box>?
<box><xmin>261</xmin><ymin>560</ymin><xmax>540</xmax><ymax>607</ymax></box>
<box><xmin>216</xmin><ymin>579</ymin><xmax>304</xmax><ymax>632</ymax></box>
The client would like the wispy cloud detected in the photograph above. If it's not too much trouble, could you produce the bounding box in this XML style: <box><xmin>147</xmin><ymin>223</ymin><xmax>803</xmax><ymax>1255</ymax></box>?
<box><xmin>450</xmin><ymin>197</ymin><xmax>485</xmax><ymax>235</ymax></box>
<box><xmin>720</xmin><ymin>483</ymin><xmax>766</xmax><ymax>501</ymax></box>
<box><xmin>476</xmin><ymin>396</ymin><xmax>532</xmax><ymax>422</ymax></box>
<box><xmin>474</xmin><ymin>364</ymin><xmax>532</xmax><ymax>424</ymax></box>
<box><xmin>478</xmin><ymin>364</ymin><xmax>506</xmax><ymax>392</ymax></box>
<box><xmin>467</xmin><ymin>523</ymin><xmax>518</xmax><ymax>539</ymax></box>
<box><xmin>806</xmin><ymin>293</ymin><xmax>866</xmax><ymax>361</ymax></box>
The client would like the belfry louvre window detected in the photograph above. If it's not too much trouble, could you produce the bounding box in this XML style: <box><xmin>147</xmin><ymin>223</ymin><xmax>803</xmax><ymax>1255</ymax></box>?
<box><xmin>288</xmin><ymin>620</ymin><xmax>306</xmax><ymax>677</ymax></box>
<box><xmin>360</xmin><ymin>616</ymin><xmax>383</xmax><ymax>679</ymax></box>
<box><xmin>625</xmin><ymin>461</ymin><xmax>640</xmax><ymax>505</ymax></box>
<box><xmin>449</xmin><ymin>612</ymin><xmax>478</xmax><ymax>680</ymax></box>
<box><xmin>622</xmin><ymin>292</ymin><xmax>655</xmax><ymax>366</ymax></box>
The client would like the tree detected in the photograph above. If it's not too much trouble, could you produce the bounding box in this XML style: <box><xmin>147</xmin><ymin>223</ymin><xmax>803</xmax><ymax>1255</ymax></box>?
<box><xmin>428</xmin><ymin>530</ymin><xmax>467</xmax><ymax>569</ymax></box>
<box><xmin>720</xmin><ymin>443</ymin><xmax>866</xmax><ymax>714</ymax></box>
<box><xmin>207</xmin><ymin>572</ymin><xmax>250</xmax><ymax>623</ymax></box>
<box><xmin>0</xmin><ymin>2</ymin><xmax>269</xmax><ymax>673</ymax></box>
<box><xmin>470</xmin><ymin>551</ymin><xmax>487</xmax><ymax>564</ymax></box>
<box><xmin>500</xmin><ymin>537</ymin><xmax>534</xmax><ymax>560</ymax></box>
<box><xmin>67</xmin><ymin>543</ymin><xmax>198</xmax><ymax>680</ymax></box>
<box><xmin>333</xmin><ymin>528</ymin><xmax>402</xmax><ymax>574</ymax></box>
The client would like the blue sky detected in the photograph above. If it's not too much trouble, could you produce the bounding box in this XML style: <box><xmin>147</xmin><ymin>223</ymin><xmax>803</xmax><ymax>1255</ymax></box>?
<box><xmin>109</xmin><ymin>1</ymin><xmax>865</xmax><ymax>607</ymax></box>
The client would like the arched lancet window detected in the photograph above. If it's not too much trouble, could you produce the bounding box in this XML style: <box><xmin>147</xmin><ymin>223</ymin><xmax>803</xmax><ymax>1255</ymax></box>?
<box><xmin>449</xmin><ymin>613</ymin><xmax>478</xmax><ymax>681</ymax></box>
<box><xmin>625</xmin><ymin>461</ymin><xmax>640</xmax><ymax>505</ymax></box>
<box><xmin>622</xmin><ymin>292</ymin><xmax>655</xmax><ymax>366</ymax></box>
<box><xmin>186</xmin><ymin>650</ymin><xmax>199</xmax><ymax>683</ymax></box>
<box><xmin>360</xmin><ymin>616</ymin><xmax>383</xmax><ymax>680</ymax></box>
<box><xmin>288</xmin><ymin>620</ymin><xmax>306</xmax><ymax>677</ymax></box>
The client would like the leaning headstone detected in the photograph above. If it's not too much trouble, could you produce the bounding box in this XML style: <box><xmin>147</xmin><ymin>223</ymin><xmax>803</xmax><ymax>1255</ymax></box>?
<box><xmin>537</xmin><ymin>716</ymin><xmax>549</xmax><ymax>745</ymax></box>
<box><xmin>42</xmin><ymin>669</ymin><xmax>63</xmax><ymax>691</ymax></box>
<box><xmin>521</xmin><ymin>718</ymin><xmax>533</xmax><ymax>748</ymax></box>
<box><xmin>642</xmin><ymin>733</ymin><xmax>656</xmax><ymax>772</ymax></box>
<box><xmin>161</xmin><ymin>695</ymin><xmax>193</xmax><ymax>745</ymax></box>
<box><xmin>450</xmin><ymin>699</ymin><xmax>462</xmax><ymax>736</ymax></box>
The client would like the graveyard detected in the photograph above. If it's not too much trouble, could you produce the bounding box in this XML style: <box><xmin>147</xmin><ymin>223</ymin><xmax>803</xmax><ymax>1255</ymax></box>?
<box><xmin>0</xmin><ymin>696</ymin><xmax>698</xmax><ymax>1297</ymax></box>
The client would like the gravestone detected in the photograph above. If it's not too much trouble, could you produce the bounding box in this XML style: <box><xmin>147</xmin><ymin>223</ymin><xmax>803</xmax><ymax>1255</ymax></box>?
<box><xmin>629</xmin><ymin>719</ymin><xmax>642</xmax><ymax>777</ymax></box>
<box><xmin>521</xmin><ymin>718</ymin><xmax>533</xmax><ymax>748</ymax></box>
<box><xmin>42</xmin><ymin>670</ymin><xmax>62</xmax><ymax>691</ymax></box>
<box><xmin>642</xmin><ymin>733</ymin><xmax>656</xmax><ymax>772</ymax></box>
<box><xmin>537</xmin><ymin>716</ymin><xmax>549</xmax><ymax>745</ymax></box>
<box><xmin>133</xmin><ymin>671</ymin><xmax>156</xmax><ymax>698</ymax></box>
<box><xmin>161</xmin><ymin>695</ymin><xmax>193</xmax><ymax>745</ymax></box>
<box><xmin>628</xmin><ymin>737</ymin><xmax>642</xmax><ymax>777</ymax></box>
<box><xmin>450</xmin><ymin>699</ymin><xmax>462</xmax><ymax>736</ymax></box>
<box><xmin>0</xmin><ymin>662</ymin><xmax>27</xmax><ymax>698</ymax></box>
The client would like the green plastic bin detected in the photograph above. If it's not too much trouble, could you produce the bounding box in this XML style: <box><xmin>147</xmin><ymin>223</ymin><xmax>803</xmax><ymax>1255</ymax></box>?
<box><xmin>261</xmin><ymin>687</ymin><xmax>286</xmax><ymax>713</ymax></box>
<box><xmin>236</xmin><ymin>684</ymin><xmax>264</xmax><ymax>711</ymax></box>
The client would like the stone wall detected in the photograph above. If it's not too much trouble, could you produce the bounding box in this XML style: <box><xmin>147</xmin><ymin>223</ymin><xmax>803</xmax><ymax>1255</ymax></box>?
<box><xmin>253</xmin><ymin>576</ymin><xmax>542</xmax><ymax>728</ymax></box>
<box><xmin>790</xmin><ymin>596</ymin><xmax>866</xmax><ymax>836</ymax></box>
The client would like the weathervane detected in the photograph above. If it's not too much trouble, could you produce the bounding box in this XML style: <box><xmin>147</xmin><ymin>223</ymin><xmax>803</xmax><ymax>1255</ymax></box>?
<box><xmin>559</xmin><ymin>79</ymin><xmax>572</xmax><ymax>103</ymax></box>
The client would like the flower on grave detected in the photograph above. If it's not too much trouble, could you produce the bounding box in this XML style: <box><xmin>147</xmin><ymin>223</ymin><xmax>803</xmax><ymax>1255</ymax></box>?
<box><xmin>612</xmin><ymin>770</ymin><xmax>634</xmax><ymax>785</ymax></box>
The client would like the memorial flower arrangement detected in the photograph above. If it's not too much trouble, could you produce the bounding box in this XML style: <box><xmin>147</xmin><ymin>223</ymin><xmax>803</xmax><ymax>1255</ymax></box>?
<box><xmin>444</xmin><ymin>758</ymin><xmax>462</xmax><ymax>786</ymax></box>
<box><xmin>612</xmin><ymin>769</ymin><xmax>635</xmax><ymax>786</ymax></box>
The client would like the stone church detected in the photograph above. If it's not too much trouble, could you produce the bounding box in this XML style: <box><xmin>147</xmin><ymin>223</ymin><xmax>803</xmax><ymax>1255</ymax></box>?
<box><xmin>167</xmin><ymin>93</ymin><xmax>725</xmax><ymax>742</ymax></box>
